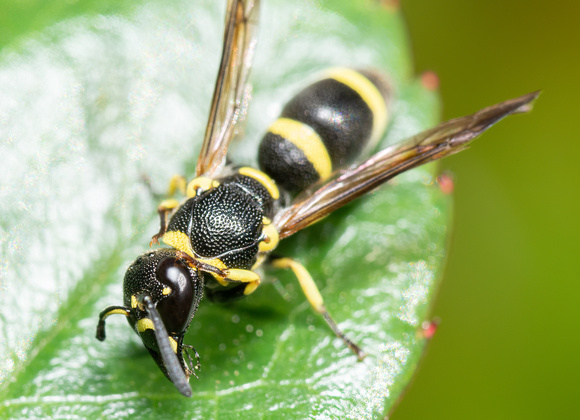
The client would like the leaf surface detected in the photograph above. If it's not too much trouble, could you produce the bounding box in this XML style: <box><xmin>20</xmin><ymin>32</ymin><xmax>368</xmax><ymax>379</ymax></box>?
<box><xmin>0</xmin><ymin>0</ymin><xmax>447</xmax><ymax>418</ymax></box>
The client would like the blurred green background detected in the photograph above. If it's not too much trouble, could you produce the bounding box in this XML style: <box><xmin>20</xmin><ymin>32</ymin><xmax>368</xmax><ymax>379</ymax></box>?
<box><xmin>395</xmin><ymin>0</ymin><xmax>580</xmax><ymax>419</ymax></box>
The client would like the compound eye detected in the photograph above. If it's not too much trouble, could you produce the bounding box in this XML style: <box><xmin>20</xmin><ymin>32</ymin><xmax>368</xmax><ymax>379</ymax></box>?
<box><xmin>155</xmin><ymin>257</ymin><xmax>196</xmax><ymax>334</ymax></box>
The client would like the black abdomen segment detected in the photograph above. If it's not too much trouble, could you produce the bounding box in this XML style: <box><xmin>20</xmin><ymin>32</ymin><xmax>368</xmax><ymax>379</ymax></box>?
<box><xmin>258</xmin><ymin>68</ymin><xmax>391</xmax><ymax>195</ymax></box>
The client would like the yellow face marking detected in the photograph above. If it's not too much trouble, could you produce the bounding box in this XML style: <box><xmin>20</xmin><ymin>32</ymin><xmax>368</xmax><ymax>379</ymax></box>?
<box><xmin>238</xmin><ymin>167</ymin><xmax>280</xmax><ymax>200</ymax></box>
<box><xmin>268</xmin><ymin>118</ymin><xmax>332</xmax><ymax>181</ymax></box>
<box><xmin>131</xmin><ymin>295</ymin><xmax>138</xmax><ymax>309</ymax></box>
<box><xmin>168</xmin><ymin>336</ymin><xmax>178</xmax><ymax>354</ymax></box>
<box><xmin>137</xmin><ymin>318</ymin><xmax>155</xmax><ymax>332</ymax></box>
<box><xmin>186</xmin><ymin>176</ymin><xmax>216</xmax><ymax>198</ymax></box>
<box><xmin>259</xmin><ymin>223</ymin><xmax>279</xmax><ymax>252</ymax></box>
<box><xmin>325</xmin><ymin>68</ymin><xmax>388</xmax><ymax>149</ymax></box>
<box><xmin>162</xmin><ymin>287</ymin><xmax>172</xmax><ymax>296</ymax></box>
<box><xmin>162</xmin><ymin>231</ymin><xmax>195</xmax><ymax>258</ymax></box>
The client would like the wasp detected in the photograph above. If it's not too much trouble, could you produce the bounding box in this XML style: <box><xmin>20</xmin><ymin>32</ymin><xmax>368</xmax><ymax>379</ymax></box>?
<box><xmin>95</xmin><ymin>0</ymin><xmax>538</xmax><ymax>397</ymax></box>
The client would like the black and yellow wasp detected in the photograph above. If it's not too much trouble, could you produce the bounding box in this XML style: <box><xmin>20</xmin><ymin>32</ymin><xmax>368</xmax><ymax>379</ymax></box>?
<box><xmin>95</xmin><ymin>0</ymin><xmax>537</xmax><ymax>397</ymax></box>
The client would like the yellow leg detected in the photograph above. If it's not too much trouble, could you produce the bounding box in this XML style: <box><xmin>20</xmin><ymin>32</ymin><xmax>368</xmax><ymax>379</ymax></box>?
<box><xmin>149</xmin><ymin>175</ymin><xmax>186</xmax><ymax>246</ymax></box>
<box><xmin>167</xmin><ymin>174</ymin><xmax>187</xmax><ymax>196</ymax></box>
<box><xmin>210</xmin><ymin>268</ymin><xmax>261</xmax><ymax>295</ymax></box>
<box><xmin>150</xmin><ymin>199</ymin><xmax>180</xmax><ymax>246</ymax></box>
<box><xmin>271</xmin><ymin>257</ymin><xmax>366</xmax><ymax>360</ymax></box>
<box><xmin>182</xmin><ymin>344</ymin><xmax>201</xmax><ymax>379</ymax></box>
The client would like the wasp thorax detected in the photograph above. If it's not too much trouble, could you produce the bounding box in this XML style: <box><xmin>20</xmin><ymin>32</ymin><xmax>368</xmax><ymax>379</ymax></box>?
<box><xmin>189</xmin><ymin>183</ymin><xmax>264</xmax><ymax>269</ymax></box>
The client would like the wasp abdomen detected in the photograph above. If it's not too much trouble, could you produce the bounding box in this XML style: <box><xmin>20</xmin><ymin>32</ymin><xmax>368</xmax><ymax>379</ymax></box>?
<box><xmin>258</xmin><ymin>68</ymin><xmax>391</xmax><ymax>195</ymax></box>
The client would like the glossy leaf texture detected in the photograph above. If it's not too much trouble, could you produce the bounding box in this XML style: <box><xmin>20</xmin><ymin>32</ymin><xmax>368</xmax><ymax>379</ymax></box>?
<box><xmin>0</xmin><ymin>0</ymin><xmax>449</xmax><ymax>418</ymax></box>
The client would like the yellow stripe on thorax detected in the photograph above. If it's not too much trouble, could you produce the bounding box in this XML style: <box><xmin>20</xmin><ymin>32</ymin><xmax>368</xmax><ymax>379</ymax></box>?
<box><xmin>238</xmin><ymin>167</ymin><xmax>280</xmax><ymax>200</ymax></box>
<box><xmin>186</xmin><ymin>176</ymin><xmax>220</xmax><ymax>198</ymax></box>
<box><xmin>161</xmin><ymin>230</ymin><xmax>260</xmax><ymax>293</ymax></box>
<box><xmin>163</xmin><ymin>231</ymin><xmax>195</xmax><ymax>258</ymax></box>
<box><xmin>268</xmin><ymin>118</ymin><xmax>332</xmax><ymax>181</ymax></box>
<box><xmin>325</xmin><ymin>68</ymin><xmax>388</xmax><ymax>148</ymax></box>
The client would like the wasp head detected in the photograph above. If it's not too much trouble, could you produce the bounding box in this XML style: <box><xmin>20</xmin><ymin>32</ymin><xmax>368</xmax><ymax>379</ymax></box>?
<box><xmin>97</xmin><ymin>248</ymin><xmax>204</xmax><ymax>397</ymax></box>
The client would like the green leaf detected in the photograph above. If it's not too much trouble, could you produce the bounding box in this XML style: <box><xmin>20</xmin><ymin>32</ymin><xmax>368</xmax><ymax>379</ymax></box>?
<box><xmin>0</xmin><ymin>0</ymin><xmax>447</xmax><ymax>418</ymax></box>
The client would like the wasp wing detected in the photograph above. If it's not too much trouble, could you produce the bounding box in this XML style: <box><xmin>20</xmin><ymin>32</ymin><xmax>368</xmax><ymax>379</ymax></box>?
<box><xmin>275</xmin><ymin>91</ymin><xmax>540</xmax><ymax>239</ymax></box>
<box><xmin>196</xmin><ymin>0</ymin><xmax>260</xmax><ymax>177</ymax></box>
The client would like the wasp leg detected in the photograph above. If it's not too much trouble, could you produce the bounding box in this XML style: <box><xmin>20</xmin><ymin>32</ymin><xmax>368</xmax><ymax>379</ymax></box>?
<box><xmin>141</xmin><ymin>173</ymin><xmax>186</xmax><ymax>200</ymax></box>
<box><xmin>149</xmin><ymin>175</ymin><xmax>187</xmax><ymax>246</ymax></box>
<box><xmin>182</xmin><ymin>344</ymin><xmax>201</xmax><ymax>379</ymax></box>
<box><xmin>150</xmin><ymin>199</ymin><xmax>180</xmax><ymax>246</ymax></box>
<box><xmin>271</xmin><ymin>277</ymin><xmax>292</xmax><ymax>301</ymax></box>
<box><xmin>271</xmin><ymin>257</ymin><xmax>366</xmax><ymax>361</ymax></box>
<box><xmin>167</xmin><ymin>174</ymin><xmax>187</xmax><ymax>197</ymax></box>
<box><xmin>96</xmin><ymin>306</ymin><xmax>131</xmax><ymax>341</ymax></box>
<box><xmin>207</xmin><ymin>268</ymin><xmax>261</xmax><ymax>296</ymax></box>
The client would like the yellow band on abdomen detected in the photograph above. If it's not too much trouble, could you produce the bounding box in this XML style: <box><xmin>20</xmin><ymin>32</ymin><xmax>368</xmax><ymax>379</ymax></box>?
<box><xmin>268</xmin><ymin>118</ymin><xmax>332</xmax><ymax>181</ymax></box>
<box><xmin>238</xmin><ymin>167</ymin><xmax>280</xmax><ymax>200</ymax></box>
<box><xmin>324</xmin><ymin>68</ymin><xmax>388</xmax><ymax>147</ymax></box>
